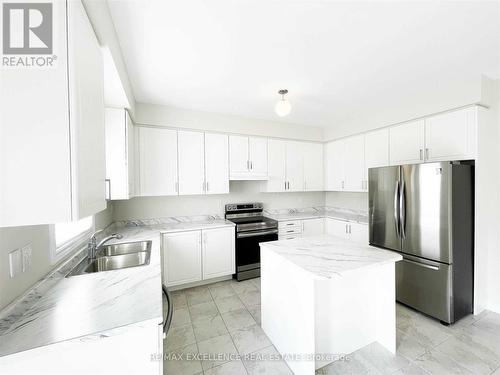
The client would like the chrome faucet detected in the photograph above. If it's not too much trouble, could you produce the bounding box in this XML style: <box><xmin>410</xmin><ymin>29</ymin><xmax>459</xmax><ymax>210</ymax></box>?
<box><xmin>88</xmin><ymin>230</ymin><xmax>123</xmax><ymax>260</ymax></box>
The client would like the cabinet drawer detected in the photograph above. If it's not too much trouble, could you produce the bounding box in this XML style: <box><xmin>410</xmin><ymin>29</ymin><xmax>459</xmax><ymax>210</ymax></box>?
<box><xmin>279</xmin><ymin>234</ymin><xmax>301</xmax><ymax>241</ymax></box>
<box><xmin>279</xmin><ymin>227</ymin><xmax>302</xmax><ymax>235</ymax></box>
<box><xmin>278</xmin><ymin>220</ymin><xmax>301</xmax><ymax>229</ymax></box>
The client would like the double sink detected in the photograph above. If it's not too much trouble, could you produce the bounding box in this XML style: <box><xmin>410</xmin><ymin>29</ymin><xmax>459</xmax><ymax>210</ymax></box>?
<box><xmin>67</xmin><ymin>240</ymin><xmax>152</xmax><ymax>277</ymax></box>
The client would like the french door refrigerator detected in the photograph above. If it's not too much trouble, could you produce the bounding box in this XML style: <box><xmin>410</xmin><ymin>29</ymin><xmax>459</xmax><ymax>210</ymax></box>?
<box><xmin>368</xmin><ymin>162</ymin><xmax>474</xmax><ymax>324</ymax></box>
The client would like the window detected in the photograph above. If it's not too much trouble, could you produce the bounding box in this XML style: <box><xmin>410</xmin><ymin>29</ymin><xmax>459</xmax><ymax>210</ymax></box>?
<box><xmin>50</xmin><ymin>216</ymin><xmax>94</xmax><ymax>263</ymax></box>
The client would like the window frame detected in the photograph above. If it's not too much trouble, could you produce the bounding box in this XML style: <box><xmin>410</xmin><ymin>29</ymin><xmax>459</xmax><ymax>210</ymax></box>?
<box><xmin>49</xmin><ymin>217</ymin><xmax>95</xmax><ymax>264</ymax></box>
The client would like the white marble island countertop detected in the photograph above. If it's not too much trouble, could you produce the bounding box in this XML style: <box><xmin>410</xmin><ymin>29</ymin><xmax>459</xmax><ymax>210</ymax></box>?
<box><xmin>0</xmin><ymin>217</ymin><xmax>235</xmax><ymax>358</ymax></box>
<box><xmin>260</xmin><ymin>234</ymin><xmax>402</xmax><ymax>279</ymax></box>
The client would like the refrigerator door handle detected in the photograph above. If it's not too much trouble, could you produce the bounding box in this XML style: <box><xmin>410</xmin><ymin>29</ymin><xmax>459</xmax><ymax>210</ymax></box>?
<box><xmin>394</xmin><ymin>181</ymin><xmax>400</xmax><ymax>239</ymax></box>
<box><xmin>400</xmin><ymin>179</ymin><xmax>406</xmax><ymax>239</ymax></box>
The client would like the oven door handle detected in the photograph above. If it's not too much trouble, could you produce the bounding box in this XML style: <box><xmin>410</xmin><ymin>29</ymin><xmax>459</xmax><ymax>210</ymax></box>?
<box><xmin>237</xmin><ymin>229</ymin><xmax>278</xmax><ymax>238</ymax></box>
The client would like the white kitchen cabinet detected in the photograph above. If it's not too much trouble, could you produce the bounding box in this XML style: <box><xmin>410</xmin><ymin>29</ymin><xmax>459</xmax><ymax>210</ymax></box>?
<box><xmin>229</xmin><ymin>135</ymin><xmax>268</xmax><ymax>179</ymax></box>
<box><xmin>105</xmin><ymin>108</ymin><xmax>135</xmax><ymax>200</ymax></box>
<box><xmin>365</xmin><ymin>128</ymin><xmax>389</xmax><ymax>189</ymax></box>
<box><xmin>163</xmin><ymin>227</ymin><xmax>235</xmax><ymax>287</ymax></box>
<box><xmin>0</xmin><ymin>0</ymin><xmax>105</xmax><ymax>227</ymax></box>
<box><xmin>326</xmin><ymin>218</ymin><xmax>350</xmax><ymax>239</ymax></box>
<box><xmin>389</xmin><ymin>120</ymin><xmax>425</xmax><ymax>165</ymax></box>
<box><xmin>286</xmin><ymin>141</ymin><xmax>304</xmax><ymax>191</ymax></box>
<box><xmin>138</xmin><ymin>127</ymin><xmax>178</xmax><ymax>196</ymax></box>
<box><xmin>424</xmin><ymin>107</ymin><xmax>477</xmax><ymax>162</ymax></box>
<box><xmin>163</xmin><ymin>231</ymin><xmax>202</xmax><ymax>286</ymax></box>
<box><xmin>302</xmin><ymin>218</ymin><xmax>325</xmax><ymax>236</ymax></box>
<box><xmin>205</xmin><ymin>133</ymin><xmax>229</xmax><ymax>194</ymax></box>
<box><xmin>324</xmin><ymin>140</ymin><xmax>345</xmax><ymax>191</ymax></box>
<box><xmin>202</xmin><ymin>227</ymin><xmax>235</xmax><ymax>279</ymax></box>
<box><xmin>349</xmin><ymin>222</ymin><xmax>369</xmax><ymax>244</ymax></box>
<box><xmin>266</xmin><ymin>139</ymin><xmax>287</xmax><ymax>192</ymax></box>
<box><xmin>343</xmin><ymin>135</ymin><xmax>365</xmax><ymax>192</ymax></box>
<box><xmin>303</xmin><ymin>143</ymin><xmax>324</xmax><ymax>191</ymax></box>
<box><xmin>178</xmin><ymin>131</ymin><xmax>205</xmax><ymax>195</ymax></box>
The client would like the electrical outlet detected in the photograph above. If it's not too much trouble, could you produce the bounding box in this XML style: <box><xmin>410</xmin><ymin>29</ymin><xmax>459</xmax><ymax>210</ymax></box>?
<box><xmin>22</xmin><ymin>245</ymin><xmax>32</xmax><ymax>272</ymax></box>
<box><xmin>9</xmin><ymin>249</ymin><xmax>22</xmax><ymax>278</ymax></box>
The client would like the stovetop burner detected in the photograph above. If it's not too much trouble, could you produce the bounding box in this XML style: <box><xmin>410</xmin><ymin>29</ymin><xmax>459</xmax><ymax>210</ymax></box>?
<box><xmin>224</xmin><ymin>203</ymin><xmax>278</xmax><ymax>232</ymax></box>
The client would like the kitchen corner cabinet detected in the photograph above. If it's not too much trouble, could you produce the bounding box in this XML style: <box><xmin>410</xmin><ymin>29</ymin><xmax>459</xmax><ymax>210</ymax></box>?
<box><xmin>364</xmin><ymin>128</ymin><xmax>389</xmax><ymax>188</ymax></box>
<box><xmin>229</xmin><ymin>135</ymin><xmax>268</xmax><ymax>179</ymax></box>
<box><xmin>105</xmin><ymin>108</ymin><xmax>135</xmax><ymax>200</ymax></box>
<box><xmin>325</xmin><ymin>134</ymin><xmax>365</xmax><ymax>192</ymax></box>
<box><xmin>138</xmin><ymin>127</ymin><xmax>178</xmax><ymax>196</ymax></box>
<box><xmin>302</xmin><ymin>218</ymin><xmax>325</xmax><ymax>236</ymax></box>
<box><xmin>0</xmin><ymin>0</ymin><xmax>105</xmax><ymax>227</ymax></box>
<box><xmin>389</xmin><ymin>120</ymin><xmax>425</xmax><ymax>165</ymax></box>
<box><xmin>303</xmin><ymin>142</ymin><xmax>324</xmax><ymax>191</ymax></box>
<box><xmin>162</xmin><ymin>227</ymin><xmax>235</xmax><ymax>287</ymax></box>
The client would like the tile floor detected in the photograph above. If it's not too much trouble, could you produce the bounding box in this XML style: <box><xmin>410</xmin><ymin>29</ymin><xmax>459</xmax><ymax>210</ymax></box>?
<box><xmin>163</xmin><ymin>278</ymin><xmax>500</xmax><ymax>375</ymax></box>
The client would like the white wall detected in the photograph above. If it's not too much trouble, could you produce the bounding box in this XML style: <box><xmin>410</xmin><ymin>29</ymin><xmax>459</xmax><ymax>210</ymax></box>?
<box><xmin>323</xmin><ymin>75</ymin><xmax>485</xmax><ymax>140</ymax></box>
<box><xmin>135</xmin><ymin>103</ymin><xmax>324</xmax><ymax>141</ymax></box>
<box><xmin>0</xmin><ymin>204</ymin><xmax>114</xmax><ymax>311</ymax></box>
<box><xmin>113</xmin><ymin>181</ymin><xmax>324</xmax><ymax>220</ymax></box>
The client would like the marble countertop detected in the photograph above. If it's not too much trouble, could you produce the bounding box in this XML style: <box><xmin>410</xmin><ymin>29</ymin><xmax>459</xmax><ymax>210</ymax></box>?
<box><xmin>265</xmin><ymin>207</ymin><xmax>368</xmax><ymax>224</ymax></box>
<box><xmin>0</xmin><ymin>218</ymin><xmax>235</xmax><ymax>358</ymax></box>
<box><xmin>260</xmin><ymin>235</ymin><xmax>402</xmax><ymax>279</ymax></box>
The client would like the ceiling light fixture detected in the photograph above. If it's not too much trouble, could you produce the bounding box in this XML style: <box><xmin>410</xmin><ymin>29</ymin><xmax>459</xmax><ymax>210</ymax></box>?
<box><xmin>275</xmin><ymin>89</ymin><xmax>291</xmax><ymax>117</ymax></box>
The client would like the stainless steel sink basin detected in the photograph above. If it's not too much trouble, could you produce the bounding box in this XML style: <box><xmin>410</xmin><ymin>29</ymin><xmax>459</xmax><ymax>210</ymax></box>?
<box><xmin>97</xmin><ymin>240</ymin><xmax>151</xmax><ymax>257</ymax></box>
<box><xmin>66</xmin><ymin>240</ymin><xmax>152</xmax><ymax>277</ymax></box>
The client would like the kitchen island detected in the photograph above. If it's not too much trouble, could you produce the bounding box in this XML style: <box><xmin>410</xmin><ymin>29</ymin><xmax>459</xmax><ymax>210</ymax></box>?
<box><xmin>260</xmin><ymin>235</ymin><xmax>402</xmax><ymax>375</ymax></box>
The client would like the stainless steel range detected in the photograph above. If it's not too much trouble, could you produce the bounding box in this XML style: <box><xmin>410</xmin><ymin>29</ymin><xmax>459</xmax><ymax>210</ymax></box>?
<box><xmin>225</xmin><ymin>203</ymin><xmax>278</xmax><ymax>281</ymax></box>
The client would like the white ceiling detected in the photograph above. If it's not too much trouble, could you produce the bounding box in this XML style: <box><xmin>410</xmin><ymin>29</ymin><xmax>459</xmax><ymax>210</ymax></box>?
<box><xmin>108</xmin><ymin>0</ymin><xmax>500</xmax><ymax>129</ymax></box>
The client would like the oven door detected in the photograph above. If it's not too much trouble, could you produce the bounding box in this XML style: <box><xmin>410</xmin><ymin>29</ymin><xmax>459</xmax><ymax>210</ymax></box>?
<box><xmin>235</xmin><ymin>229</ymin><xmax>278</xmax><ymax>280</ymax></box>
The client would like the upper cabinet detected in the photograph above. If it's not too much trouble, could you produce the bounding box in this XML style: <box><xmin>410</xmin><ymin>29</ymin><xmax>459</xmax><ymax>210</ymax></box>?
<box><xmin>365</xmin><ymin>128</ymin><xmax>390</xmax><ymax>170</ymax></box>
<box><xmin>389</xmin><ymin>107</ymin><xmax>477</xmax><ymax>166</ymax></box>
<box><xmin>138</xmin><ymin>127</ymin><xmax>178</xmax><ymax>196</ymax></box>
<box><xmin>263</xmin><ymin>140</ymin><xmax>323</xmax><ymax>192</ymax></box>
<box><xmin>424</xmin><ymin>107</ymin><xmax>477</xmax><ymax>162</ymax></box>
<box><xmin>178</xmin><ymin>131</ymin><xmax>205</xmax><ymax>195</ymax></box>
<box><xmin>325</xmin><ymin>135</ymin><xmax>365</xmax><ymax>192</ymax></box>
<box><xmin>389</xmin><ymin>120</ymin><xmax>425</xmax><ymax>165</ymax></box>
<box><xmin>0</xmin><ymin>0</ymin><xmax>105</xmax><ymax>227</ymax></box>
<box><xmin>229</xmin><ymin>136</ymin><xmax>268</xmax><ymax>179</ymax></box>
<box><xmin>205</xmin><ymin>133</ymin><xmax>230</xmax><ymax>194</ymax></box>
<box><xmin>105</xmin><ymin>108</ymin><xmax>135</xmax><ymax>200</ymax></box>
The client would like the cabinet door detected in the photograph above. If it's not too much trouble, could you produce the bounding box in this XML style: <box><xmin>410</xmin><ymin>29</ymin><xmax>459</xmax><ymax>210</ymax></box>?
<box><xmin>349</xmin><ymin>223</ymin><xmax>368</xmax><ymax>244</ymax></box>
<box><xmin>365</xmin><ymin>128</ymin><xmax>389</xmax><ymax>190</ymax></box>
<box><xmin>229</xmin><ymin>135</ymin><xmax>249</xmax><ymax>176</ymax></box>
<box><xmin>389</xmin><ymin>120</ymin><xmax>425</xmax><ymax>165</ymax></box>
<box><xmin>249</xmin><ymin>137</ymin><xmax>268</xmax><ymax>176</ymax></box>
<box><xmin>424</xmin><ymin>107</ymin><xmax>477</xmax><ymax>162</ymax></box>
<box><xmin>205</xmin><ymin>133</ymin><xmax>229</xmax><ymax>194</ymax></box>
<box><xmin>343</xmin><ymin>135</ymin><xmax>365</xmax><ymax>192</ymax></box>
<box><xmin>285</xmin><ymin>141</ymin><xmax>304</xmax><ymax>191</ymax></box>
<box><xmin>163</xmin><ymin>231</ymin><xmax>202</xmax><ymax>286</ymax></box>
<box><xmin>202</xmin><ymin>227</ymin><xmax>235</xmax><ymax>279</ymax></box>
<box><xmin>326</xmin><ymin>218</ymin><xmax>349</xmax><ymax>239</ymax></box>
<box><xmin>266</xmin><ymin>139</ymin><xmax>286</xmax><ymax>192</ymax></box>
<box><xmin>178</xmin><ymin>130</ymin><xmax>205</xmax><ymax>195</ymax></box>
<box><xmin>303</xmin><ymin>143</ymin><xmax>324</xmax><ymax>191</ymax></box>
<box><xmin>105</xmin><ymin>108</ymin><xmax>128</xmax><ymax>200</ymax></box>
<box><xmin>302</xmin><ymin>218</ymin><xmax>325</xmax><ymax>236</ymax></box>
<box><xmin>139</xmin><ymin>127</ymin><xmax>178</xmax><ymax>196</ymax></box>
<box><xmin>68</xmin><ymin>0</ymin><xmax>106</xmax><ymax>219</ymax></box>
<box><xmin>324</xmin><ymin>140</ymin><xmax>345</xmax><ymax>191</ymax></box>
<box><xmin>126</xmin><ymin>111</ymin><xmax>135</xmax><ymax>198</ymax></box>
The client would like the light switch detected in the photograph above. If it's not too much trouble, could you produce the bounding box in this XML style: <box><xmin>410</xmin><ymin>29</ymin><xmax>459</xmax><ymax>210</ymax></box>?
<box><xmin>22</xmin><ymin>245</ymin><xmax>32</xmax><ymax>272</ymax></box>
<box><xmin>9</xmin><ymin>249</ymin><xmax>22</xmax><ymax>278</ymax></box>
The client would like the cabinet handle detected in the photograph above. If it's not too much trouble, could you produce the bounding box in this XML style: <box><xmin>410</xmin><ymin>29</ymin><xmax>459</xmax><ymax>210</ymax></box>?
<box><xmin>419</xmin><ymin>149</ymin><xmax>423</xmax><ymax>160</ymax></box>
<box><xmin>345</xmin><ymin>224</ymin><xmax>347</xmax><ymax>234</ymax></box>
<box><xmin>342</xmin><ymin>181</ymin><xmax>344</xmax><ymax>189</ymax></box>
<box><xmin>349</xmin><ymin>224</ymin><xmax>352</xmax><ymax>234</ymax></box>
<box><xmin>250</xmin><ymin>161</ymin><xmax>253</xmax><ymax>170</ymax></box>
<box><xmin>284</xmin><ymin>181</ymin><xmax>287</xmax><ymax>190</ymax></box>
<box><xmin>425</xmin><ymin>148</ymin><xmax>429</xmax><ymax>160</ymax></box>
<box><xmin>206</xmin><ymin>181</ymin><xmax>209</xmax><ymax>192</ymax></box>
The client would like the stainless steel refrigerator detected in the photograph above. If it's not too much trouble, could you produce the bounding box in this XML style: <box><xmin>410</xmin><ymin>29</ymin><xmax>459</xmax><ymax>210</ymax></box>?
<box><xmin>368</xmin><ymin>162</ymin><xmax>474</xmax><ymax>324</ymax></box>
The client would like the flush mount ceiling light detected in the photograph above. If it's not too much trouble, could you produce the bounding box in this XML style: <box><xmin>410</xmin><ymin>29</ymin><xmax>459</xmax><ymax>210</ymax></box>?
<box><xmin>275</xmin><ymin>89</ymin><xmax>291</xmax><ymax>117</ymax></box>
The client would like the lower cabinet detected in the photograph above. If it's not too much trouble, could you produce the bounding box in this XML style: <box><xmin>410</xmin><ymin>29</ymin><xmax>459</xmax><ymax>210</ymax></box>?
<box><xmin>301</xmin><ymin>218</ymin><xmax>325</xmax><ymax>236</ymax></box>
<box><xmin>326</xmin><ymin>218</ymin><xmax>368</xmax><ymax>244</ymax></box>
<box><xmin>162</xmin><ymin>227</ymin><xmax>235</xmax><ymax>287</ymax></box>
